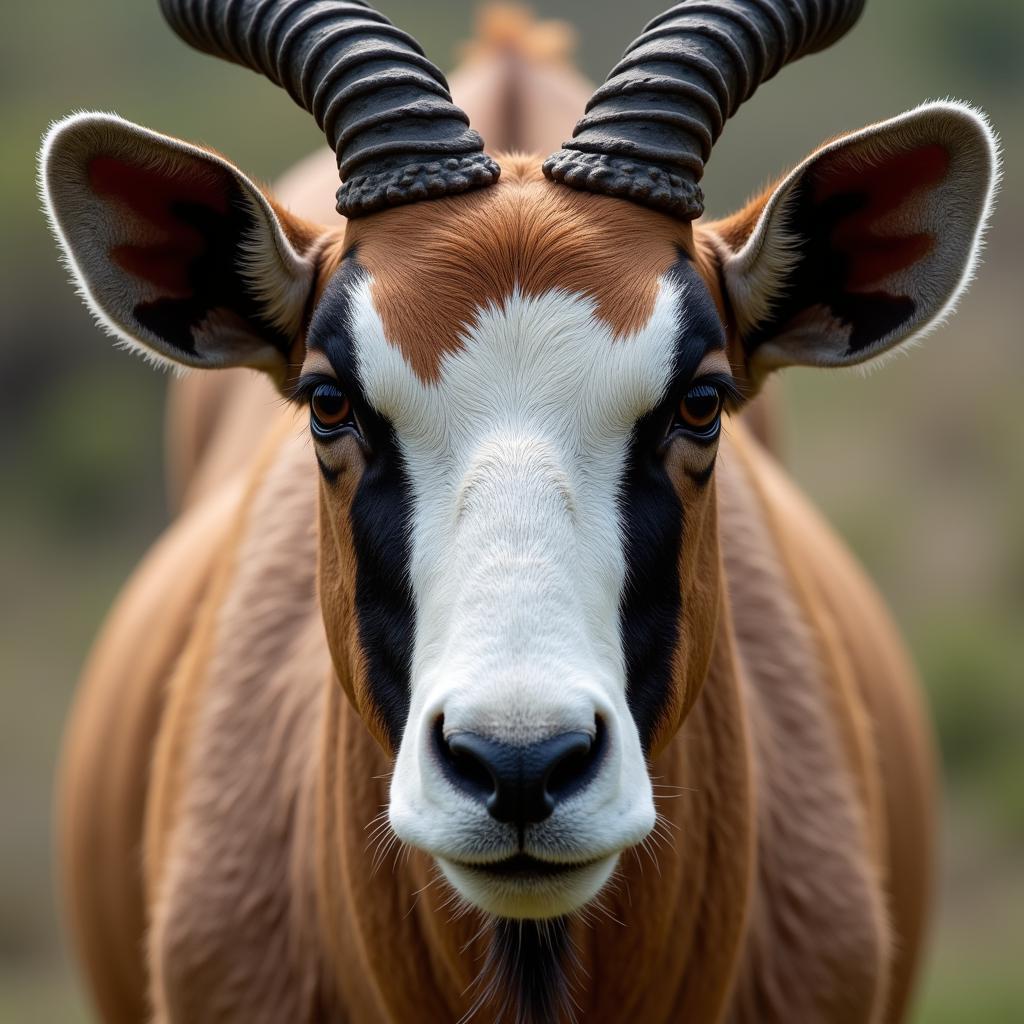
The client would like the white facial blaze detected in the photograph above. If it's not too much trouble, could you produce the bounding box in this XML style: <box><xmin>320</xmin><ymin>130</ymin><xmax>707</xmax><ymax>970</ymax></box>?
<box><xmin>351</xmin><ymin>281</ymin><xmax>683</xmax><ymax>917</ymax></box>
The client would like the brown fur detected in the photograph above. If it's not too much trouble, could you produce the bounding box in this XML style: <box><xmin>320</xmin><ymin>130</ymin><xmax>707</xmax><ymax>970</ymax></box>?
<box><xmin>339</xmin><ymin>160</ymin><xmax>692</xmax><ymax>382</ymax></box>
<box><xmin>60</xmin><ymin>11</ymin><xmax>935</xmax><ymax>1024</ymax></box>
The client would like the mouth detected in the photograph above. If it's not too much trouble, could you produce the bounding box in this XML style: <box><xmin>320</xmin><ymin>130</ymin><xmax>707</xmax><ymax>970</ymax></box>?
<box><xmin>453</xmin><ymin>853</ymin><xmax>602</xmax><ymax>881</ymax></box>
<box><xmin>437</xmin><ymin>851</ymin><xmax>619</xmax><ymax>919</ymax></box>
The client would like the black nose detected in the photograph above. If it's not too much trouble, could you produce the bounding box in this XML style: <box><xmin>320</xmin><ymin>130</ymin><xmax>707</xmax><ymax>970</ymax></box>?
<box><xmin>435</xmin><ymin>719</ymin><xmax>605</xmax><ymax>826</ymax></box>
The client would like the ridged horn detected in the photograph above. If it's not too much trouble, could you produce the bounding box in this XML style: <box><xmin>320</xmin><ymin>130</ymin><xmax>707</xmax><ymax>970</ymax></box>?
<box><xmin>543</xmin><ymin>0</ymin><xmax>866</xmax><ymax>220</ymax></box>
<box><xmin>158</xmin><ymin>0</ymin><xmax>500</xmax><ymax>217</ymax></box>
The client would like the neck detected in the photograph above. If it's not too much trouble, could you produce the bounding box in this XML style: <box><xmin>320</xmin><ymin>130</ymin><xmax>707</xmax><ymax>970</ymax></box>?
<box><xmin>314</xmin><ymin>586</ymin><xmax>753</xmax><ymax>1023</ymax></box>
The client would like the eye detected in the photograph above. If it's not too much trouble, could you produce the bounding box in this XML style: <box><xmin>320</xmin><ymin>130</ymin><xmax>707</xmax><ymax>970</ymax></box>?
<box><xmin>310</xmin><ymin>382</ymin><xmax>353</xmax><ymax>437</ymax></box>
<box><xmin>676</xmin><ymin>381</ymin><xmax>723</xmax><ymax>434</ymax></box>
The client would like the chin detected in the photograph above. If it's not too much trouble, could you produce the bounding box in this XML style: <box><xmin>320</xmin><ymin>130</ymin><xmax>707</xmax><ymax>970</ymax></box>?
<box><xmin>437</xmin><ymin>852</ymin><xmax>620</xmax><ymax>919</ymax></box>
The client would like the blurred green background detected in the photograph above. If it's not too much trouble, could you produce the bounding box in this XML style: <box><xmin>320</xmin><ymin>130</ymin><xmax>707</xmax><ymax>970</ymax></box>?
<box><xmin>1</xmin><ymin>1</ymin><xmax>1021</xmax><ymax>1020</ymax></box>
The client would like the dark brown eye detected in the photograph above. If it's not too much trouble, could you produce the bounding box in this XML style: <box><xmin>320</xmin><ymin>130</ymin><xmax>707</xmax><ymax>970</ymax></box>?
<box><xmin>678</xmin><ymin>382</ymin><xmax>722</xmax><ymax>432</ymax></box>
<box><xmin>310</xmin><ymin>382</ymin><xmax>352</xmax><ymax>435</ymax></box>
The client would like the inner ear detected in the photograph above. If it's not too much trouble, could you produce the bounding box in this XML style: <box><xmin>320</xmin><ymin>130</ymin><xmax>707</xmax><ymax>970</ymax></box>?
<box><xmin>750</xmin><ymin>142</ymin><xmax>950</xmax><ymax>355</ymax></box>
<box><xmin>90</xmin><ymin>152</ymin><xmax>273</xmax><ymax>355</ymax></box>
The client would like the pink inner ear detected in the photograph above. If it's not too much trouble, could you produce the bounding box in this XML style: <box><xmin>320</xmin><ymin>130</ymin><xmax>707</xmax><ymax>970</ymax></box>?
<box><xmin>812</xmin><ymin>144</ymin><xmax>950</xmax><ymax>289</ymax></box>
<box><xmin>109</xmin><ymin>239</ymin><xmax>202</xmax><ymax>295</ymax></box>
<box><xmin>88</xmin><ymin>154</ymin><xmax>230</xmax><ymax>294</ymax></box>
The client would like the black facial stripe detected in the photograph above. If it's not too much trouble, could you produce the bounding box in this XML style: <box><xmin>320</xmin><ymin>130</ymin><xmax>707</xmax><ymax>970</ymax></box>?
<box><xmin>664</xmin><ymin>252</ymin><xmax>729</xmax><ymax>389</ymax></box>
<box><xmin>348</xmin><ymin>429</ymin><xmax>415</xmax><ymax>748</ymax></box>
<box><xmin>309</xmin><ymin>256</ymin><xmax>415</xmax><ymax>749</ymax></box>
<box><xmin>744</xmin><ymin>176</ymin><xmax>916</xmax><ymax>356</ymax></box>
<box><xmin>618</xmin><ymin>258</ymin><xmax>725</xmax><ymax>751</ymax></box>
<box><xmin>619</xmin><ymin>407</ymin><xmax>685</xmax><ymax>751</ymax></box>
<box><xmin>133</xmin><ymin>187</ymin><xmax>292</xmax><ymax>358</ymax></box>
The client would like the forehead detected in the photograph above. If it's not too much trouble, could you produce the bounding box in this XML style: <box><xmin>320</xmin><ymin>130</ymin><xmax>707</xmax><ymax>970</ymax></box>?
<box><xmin>319</xmin><ymin>156</ymin><xmax>702</xmax><ymax>382</ymax></box>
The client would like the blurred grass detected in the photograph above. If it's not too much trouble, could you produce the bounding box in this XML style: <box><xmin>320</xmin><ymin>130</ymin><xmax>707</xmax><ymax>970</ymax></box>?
<box><xmin>1</xmin><ymin>0</ymin><xmax>1022</xmax><ymax>1020</ymax></box>
<box><xmin>0</xmin><ymin>969</ymin><xmax>91</xmax><ymax>1024</ymax></box>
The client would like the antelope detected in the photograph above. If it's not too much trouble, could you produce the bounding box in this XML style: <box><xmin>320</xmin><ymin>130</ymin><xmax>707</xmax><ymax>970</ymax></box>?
<box><xmin>41</xmin><ymin>1</ymin><xmax>998</xmax><ymax>1022</ymax></box>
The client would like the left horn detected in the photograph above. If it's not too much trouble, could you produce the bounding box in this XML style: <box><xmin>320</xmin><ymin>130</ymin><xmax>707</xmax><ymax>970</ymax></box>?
<box><xmin>158</xmin><ymin>0</ymin><xmax>500</xmax><ymax>217</ymax></box>
<box><xmin>544</xmin><ymin>0</ymin><xmax>866</xmax><ymax>220</ymax></box>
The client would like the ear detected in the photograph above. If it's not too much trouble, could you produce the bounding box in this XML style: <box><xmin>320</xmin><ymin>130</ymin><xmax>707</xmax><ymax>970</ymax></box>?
<box><xmin>40</xmin><ymin>112</ymin><xmax>325</xmax><ymax>378</ymax></box>
<box><xmin>707</xmin><ymin>101</ymin><xmax>999</xmax><ymax>381</ymax></box>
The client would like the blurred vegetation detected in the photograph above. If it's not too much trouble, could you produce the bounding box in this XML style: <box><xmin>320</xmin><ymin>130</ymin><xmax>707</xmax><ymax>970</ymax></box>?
<box><xmin>1</xmin><ymin>0</ymin><xmax>1021</xmax><ymax>1020</ymax></box>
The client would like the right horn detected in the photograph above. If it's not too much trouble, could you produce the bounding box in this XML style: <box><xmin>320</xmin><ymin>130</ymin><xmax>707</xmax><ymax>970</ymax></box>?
<box><xmin>543</xmin><ymin>0</ymin><xmax>866</xmax><ymax>220</ymax></box>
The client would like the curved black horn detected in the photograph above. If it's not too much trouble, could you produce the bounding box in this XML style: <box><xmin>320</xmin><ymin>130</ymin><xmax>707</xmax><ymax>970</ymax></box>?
<box><xmin>159</xmin><ymin>0</ymin><xmax>500</xmax><ymax>217</ymax></box>
<box><xmin>544</xmin><ymin>0</ymin><xmax>866</xmax><ymax>220</ymax></box>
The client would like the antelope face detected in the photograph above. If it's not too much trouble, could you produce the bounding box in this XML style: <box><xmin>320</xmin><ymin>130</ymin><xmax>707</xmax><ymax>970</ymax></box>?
<box><xmin>309</xmin><ymin>163</ymin><xmax>729</xmax><ymax>918</ymax></box>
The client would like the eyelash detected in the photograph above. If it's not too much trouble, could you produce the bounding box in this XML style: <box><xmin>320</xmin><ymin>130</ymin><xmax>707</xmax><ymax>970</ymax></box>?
<box><xmin>689</xmin><ymin>372</ymin><xmax>743</xmax><ymax>408</ymax></box>
<box><xmin>289</xmin><ymin>373</ymin><xmax>336</xmax><ymax>406</ymax></box>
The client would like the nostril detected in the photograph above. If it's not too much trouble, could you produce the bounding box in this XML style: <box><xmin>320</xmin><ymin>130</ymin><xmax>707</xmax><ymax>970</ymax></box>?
<box><xmin>544</xmin><ymin>715</ymin><xmax>606</xmax><ymax>804</ymax></box>
<box><xmin>434</xmin><ymin>717</ymin><xmax>497</xmax><ymax>803</ymax></box>
<box><xmin>433</xmin><ymin>715</ymin><xmax>609</xmax><ymax>826</ymax></box>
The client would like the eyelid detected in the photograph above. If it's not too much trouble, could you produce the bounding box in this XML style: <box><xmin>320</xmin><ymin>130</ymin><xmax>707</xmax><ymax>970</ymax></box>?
<box><xmin>689</xmin><ymin>371</ymin><xmax>743</xmax><ymax>408</ymax></box>
<box><xmin>290</xmin><ymin>372</ymin><xmax>340</xmax><ymax>405</ymax></box>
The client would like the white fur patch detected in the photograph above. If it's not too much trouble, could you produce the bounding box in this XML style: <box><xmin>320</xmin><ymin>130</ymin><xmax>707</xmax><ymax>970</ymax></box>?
<box><xmin>345</xmin><ymin>282</ymin><xmax>692</xmax><ymax>916</ymax></box>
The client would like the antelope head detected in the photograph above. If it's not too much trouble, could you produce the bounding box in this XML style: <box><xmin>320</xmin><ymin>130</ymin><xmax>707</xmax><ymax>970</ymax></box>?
<box><xmin>41</xmin><ymin>0</ymin><xmax>996</xmax><ymax>932</ymax></box>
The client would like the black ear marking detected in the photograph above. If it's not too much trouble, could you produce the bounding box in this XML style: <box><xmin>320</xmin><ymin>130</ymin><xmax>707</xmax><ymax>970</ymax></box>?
<box><xmin>738</xmin><ymin>133</ymin><xmax>966</xmax><ymax>363</ymax></box>
<box><xmin>743</xmin><ymin>177</ymin><xmax>918</xmax><ymax>357</ymax></box>
<box><xmin>129</xmin><ymin>189</ymin><xmax>293</xmax><ymax>359</ymax></box>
